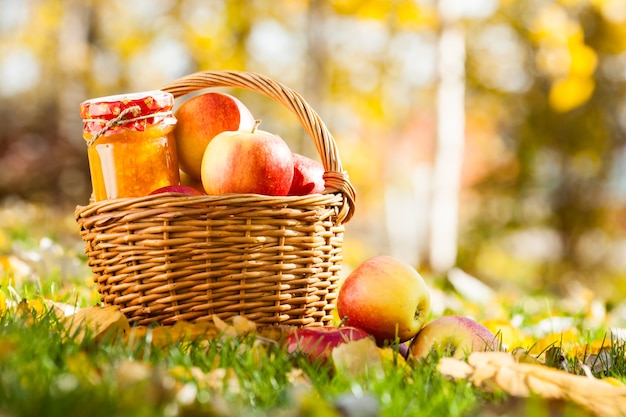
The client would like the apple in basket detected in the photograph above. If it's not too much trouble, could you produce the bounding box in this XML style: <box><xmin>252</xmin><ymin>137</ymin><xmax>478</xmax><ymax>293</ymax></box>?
<box><xmin>149</xmin><ymin>184</ymin><xmax>205</xmax><ymax>196</ymax></box>
<box><xmin>201</xmin><ymin>123</ymin><xmax>294</xmax><ymax>196</ymax></box>
<box><xmin>408</xmin><ymin>315</ymin><xmax>501</xmax><ymax>361</ymax></box>
<box><xmin>173</xmin><ymin>92</ymin><xmax>257</xmax><ymax>181</ymax></box>
<box><xmin>336</xmin><ymin>255</ymin><xmax>431</xmax><ymax>345</ymax></box>
<box><xmin>285</xmin><ymin>326</ymin><xmax>372</xmax><ymax>364</ymax></box>
<box><xmin>288</xmin><ymin>152</ymin><xmax>325</xmax><ymax>196</ymax></box>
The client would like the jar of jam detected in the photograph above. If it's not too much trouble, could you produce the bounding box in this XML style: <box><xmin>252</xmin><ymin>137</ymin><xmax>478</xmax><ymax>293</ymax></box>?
<box><xmin>80</xmin><ymin>90</ymin><xmax>180</xmax><ymax>201</ymax></box>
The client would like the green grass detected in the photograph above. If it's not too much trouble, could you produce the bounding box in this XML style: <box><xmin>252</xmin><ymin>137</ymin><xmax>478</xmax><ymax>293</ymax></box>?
<box><xmin>0</xmin><ymin>303</ymin><xmax>495</xmax><ymax>417</ymax></box>
<box><xmin>1</xmin><ymin>200</ymin><xmax>625</xmax><ymax>416</ymax></box>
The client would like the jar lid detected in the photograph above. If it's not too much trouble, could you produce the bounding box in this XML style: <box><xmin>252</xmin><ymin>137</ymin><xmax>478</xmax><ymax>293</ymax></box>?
<box><xmin>80</xmin><ymin>90</ymin><xmax>175</xmax><ymax>138</ymax></box>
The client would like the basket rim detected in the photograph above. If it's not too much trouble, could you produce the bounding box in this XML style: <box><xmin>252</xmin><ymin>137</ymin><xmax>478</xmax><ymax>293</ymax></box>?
<box><xmin>75</xmin><ymin>191</ymin><xmax>346</xmax><ymax>219</ymax></box>
<box><xmin>159</xmin><ymin>70</ymin><xmax>356</xmax><ymax>224</ymax></box>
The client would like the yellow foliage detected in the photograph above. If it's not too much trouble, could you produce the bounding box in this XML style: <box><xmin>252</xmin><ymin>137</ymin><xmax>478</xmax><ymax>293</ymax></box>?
<box><xmin>331</xmin><ymin>0</ymin><xmax>384</xmax><ymax>16</ymax></box>
<box><xmin>593</xmin><ymin>0</ymin><xmax>626</xmax><ymax>24</ymax></box>
<box><xmin>549</xmin><ymin>76</ymin><xmax>595</xmax><ymax>113</ymax></box>
<box><xmin>569</xmin><ymin>41</ymin><xmax>598</xmax><ymax>78</ymax></box>
<box><xmin>530</xmin><ymin>4</ymin><xmax>582</xmax><ymax>45</ymax></box>
<box><xmin>395</xmin><ymin>0</ymin><xmax>436</xmax><ymax>29</ymax></box>
<box><xmin>483</xmin><ymin>319</ymin><xmax>533</xmax><ymax>350</ymax></box>
<box><xmin>530</xmin><ymin>328</ymin><xmax>581</xmax><ymax>355</ymax></box>
<box><xmin>0</xmin><ymin>291</ymin><xmax>5</xmax><ymax>315</ymax></box>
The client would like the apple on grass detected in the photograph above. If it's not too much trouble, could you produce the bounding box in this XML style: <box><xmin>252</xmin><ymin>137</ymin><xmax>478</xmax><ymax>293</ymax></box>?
<box><xmin>173</xmin><ymin>92</ymin><xmax>256</xmax><ymax>181</ymax></box>
<box><xmin>408</xmin><ymin>315</ymin><xmax>501</xmax><ymax>362</ymax></box>
<box><xmin>336</xmin><ymin>255</ymin><xmax>431</xmax><ymax>345</ymax></box>
<box><xmin>201</xmin><ymin>123</ymin><xmax>294</xmax><ymax>196</ymax></box>
<box><xmin>285</xmin><ymin>326</ymin><xmax>372</xmax><ymax>364</ymax></box>
<box><xmin>288</xmin><ymin>153</ymin><xmax>325</xmax><ymax>196</ymax></box>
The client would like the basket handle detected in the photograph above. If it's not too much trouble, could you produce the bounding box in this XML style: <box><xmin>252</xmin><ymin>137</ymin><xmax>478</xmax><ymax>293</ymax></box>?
<box><xmin>160</xmin><ymin>70</ymin><xmax>356</xmax><ymax>224</ymax></box>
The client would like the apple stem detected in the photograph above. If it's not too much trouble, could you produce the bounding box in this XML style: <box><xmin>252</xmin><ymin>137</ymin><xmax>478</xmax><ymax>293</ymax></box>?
<box><xmin>337</xmin><ymin>316</ymin><xmax>349</xmax><ymax>328</ymax></box>
<box><xmin>251</xmin><ymin>119</ymin><xmax>261</xmax><ymax>133</ymax></box>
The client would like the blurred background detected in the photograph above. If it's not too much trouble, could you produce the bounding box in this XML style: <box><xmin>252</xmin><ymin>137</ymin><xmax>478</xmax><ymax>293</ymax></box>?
<box><xmin>1</xmin><ymin>0</ymin><xmax>625</xmax><ymax>301</ymax></box>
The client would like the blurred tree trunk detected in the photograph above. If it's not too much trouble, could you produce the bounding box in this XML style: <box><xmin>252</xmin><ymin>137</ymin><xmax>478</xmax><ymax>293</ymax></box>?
<box><xmin>303</xmin><ymin>0</ymin><xmax>328</xmax><ymax>157</ymax></box>
<box><xmin>427</xmin><ymin>0</ymin><xmax>466</xmax><ymax>273</ymax></box>
<box><xmin>57</xmin><ymin>0</ymin><xmax>92</xmax><ymax>150</ymax></box>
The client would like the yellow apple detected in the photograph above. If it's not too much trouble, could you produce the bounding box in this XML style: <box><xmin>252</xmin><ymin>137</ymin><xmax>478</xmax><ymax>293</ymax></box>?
<box><xmin>336</xmin><ymin>255</ymin><xmax>431</xmax><ymax>345</ymax></box>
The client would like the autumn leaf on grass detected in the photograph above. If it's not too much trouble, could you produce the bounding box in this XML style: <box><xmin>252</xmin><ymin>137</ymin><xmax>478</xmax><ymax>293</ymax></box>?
<box><xmin>212</xmin><ymin>315</ymin><xmax>257</xmax><ymax>339</ymax></box>
<box><xmin>124</xmin><ymin>316</ymin><xmax>262</xmax><ymax>349</ymax></box>
<box><xmin>125</xmin><ymin>321</ymin><xmax>222</xmax><ymax>349</ymax></box>
<box><xmin>332</xmin><ymin>337</ymin><xmax>382</xmax><ymax>378</ymax></box>
<box><xmin>7</xmin><ymin>297</ymin><xmax>79</xmax><ymax>327</ymax></box>
<box><xmin>438</xmin><ymin>351</ymin><xmax>626</xmax><ymax>417</ymax></box>
<box><xmin>331</xmin><ymin>337</ymin><xmax>410</xmax><ymax>378</ymax></box>
<box><xmin>115</xmin><ymin>360</ymin><xmax>177</xmax><ymax>408</ymax></box>
<box><xmin>63</xmin><ymin>305</ymin><xmax>130</xmax><ymax>344</ymax></box>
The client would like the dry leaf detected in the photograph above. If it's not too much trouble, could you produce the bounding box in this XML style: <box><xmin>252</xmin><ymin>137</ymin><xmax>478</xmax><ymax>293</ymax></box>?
<box><xmin>212</xmin><ymin>315</ymin><xmax>256</xmax><ymax>339</ymax></box>
<box><xmin>193</xmin><ymin>367</ymin><xmax>240</xmax><ymax>395</ymax></box>
<box><xmin>438</xmin><ymin>351</ymin><xmax>626</xmax><ymax>417</ymax></box>
<box><xmin>332</xmin><ymin>338</ymin><xmax>383</xmax><ymax>378</ymax></box>
<box><xmin>544</xmin><ymin>346</ymin><xmax>570</xmax><ymax>372</ymax></box>
<box><xmin>584</xmin><ymin>350</ymin><xmax>613</xmax><ymax>375</ymax></box>
<box><xmin>64</xmin><ymin>305</ymin><xmax>130</xmax><ymax>343</ymax></box>
<box><xmin>125</xmin><ymin>321</ymin><xmax>221</xmax><ymax>348</ymax></box>
<box><xmin>231</xmin><ymin>315</ymin><xmax>257</xmax><ymax>335</ymax></box>
<box><xmin>115</xmin><ymin>360</ymin><xmax>176</xmax><ymax>407</ymax></box>
<box><xmin>511</xmin><ymin>347</ymin><xmax>542</xmax><ymax>365</ymax></box>
<box><xmin>124</xmin><ymin>316</ymin><xmax>267</xmax><ymax>349</ymax></box>
<box><xmin>437</xmin><ymin>357</ymin><xmax>473</xmax><ymax>379</ymax></box>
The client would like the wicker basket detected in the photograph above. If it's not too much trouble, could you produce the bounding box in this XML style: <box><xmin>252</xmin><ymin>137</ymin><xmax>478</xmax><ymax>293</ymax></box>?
<box><xmin>75</xmin><ymin>70</ymin><xmax>356</xmax><ymax>327</ymax></box>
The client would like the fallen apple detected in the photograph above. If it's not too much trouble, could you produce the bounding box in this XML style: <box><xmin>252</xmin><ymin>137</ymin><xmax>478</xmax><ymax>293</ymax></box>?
<box><xmin>285</xmin><ymin>326</ymin><xmax>372</xmax><ymax>364</ymax></box>
<box><xmin>148</xmin><ymin>184</ymin><xmax>205</xmax><ymax>196</ymax></box>
<box><xmin>201</xmin><ymin>125</ymin><xmax>294</xmax><ymax>196</ymax></box>
<box><xmin>336</xmin><ymin>255</ymin><xmax>431</xmax><ymax>345</ymax></box>
<box><xmin>173</xmin><ymin>92</ymin><xmax>256</xmax><ymax>180</ymax></box>
<box><xmin>408</xmin><ymin>315</ymin><xmax>501</xmax><ymax>361</ymax></box>
<box><xmin>288</xmin><ymin>153</ymin><xmax>325</xmax><ymax>196</ymax></box>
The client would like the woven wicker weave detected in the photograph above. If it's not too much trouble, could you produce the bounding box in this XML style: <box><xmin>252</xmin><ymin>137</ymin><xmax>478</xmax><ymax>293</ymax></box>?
<box><xmin>75</xmin><ymin>70</ymin><xmax>356</xmax><ymax>327</ymax></box>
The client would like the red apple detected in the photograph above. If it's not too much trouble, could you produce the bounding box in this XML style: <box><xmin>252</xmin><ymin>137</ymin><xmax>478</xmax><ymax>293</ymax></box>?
<box><xmin>173</xmin><ymin>92</ymin><xmax>256</xmax><ymax>180</ymax></box>
<box><xmin>179</xmin><ymin>170</ymin><xmax>205</xmax><ymax>194</ymax></box>
<box><xmin>201</xmin><ymin>127</ymin><xmax>294</xmax><ymax>196</ymax></box>
<box><xmin>408</xmin><ymin>315</ymin><xmax>501</xmax><ymax>361</ymax></box>
<box><xmin>288</xmin><ymin>153</ymin><xmax>325</xmax><ymax>196</ymax></box>
<box><xmin>336</xmin><ymin>255</ymin><xmax>431</xmax><ymax>345</ymax></box>
<box><xmin>148</xmin><ymin>185</ymin><xmax>205</xmax><ymax>196</ymax></box>
<box><xmin>285</xmin><ymin>326</ymin><xmax>372</xmax><ymax>364</ymax></box>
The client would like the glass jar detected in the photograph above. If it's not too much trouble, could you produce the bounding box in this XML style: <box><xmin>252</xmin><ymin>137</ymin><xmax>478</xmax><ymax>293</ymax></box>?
<box><xmin>80</xmin><ymin>90</ymin><xmax>180</xmax><ymax>201</ymax></box>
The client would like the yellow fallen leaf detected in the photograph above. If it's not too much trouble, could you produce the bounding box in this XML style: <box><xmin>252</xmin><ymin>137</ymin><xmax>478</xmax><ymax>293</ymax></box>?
<box><xmin>530</xmin><ymin>328</ymin><xmax>580</xmax><ymax>356</ymax></box>
<box><xmin>16</xmin><ymin>298</ymin><xmax>48</xmax><ymax>323</ymax></box>
<box><xmin>483</xmin><ymin>319</ymin><xmax>533</xmax><ymax>350</ymax></box>
<box><xmin>125</xmin><ymin>321</ymin><xmax>221</xmax><ymax>349</ymax></box>
<box><xmin>510</xmin><ymin>347</ymin><xmax>542</xmax><ymax>365</ymax></box>
<box><xmin>438</xmin><ymin>351</ymin><xmax>626</xmax><ymax>417</ymax></box>
<box><xmin>377</xmin><ymin>346</ymin><xmax>410</xmax><ymax>373</ymax></box>
<box><xmin>64</xmin><ymin>305</ymin><xmax>130</xmax><ymax>343</ymax></box>
<box><xmin>66</xmin><ymin>350</ymin><xmax>102</xmax><ymax>385</ymax></box>
<box><xmin>213</xmin><ymin>315</ymin><xmax>257</xmax><ymax>339</ymax></box>
<box><xmin>332</xmin><ymin>338</ymin><xmax>383</xmax><ymax>378</ymax></box>
<box><xmin>115</xmin><ymin>360</ymin><xmax>176</xmax><ymax>407</ymax></box>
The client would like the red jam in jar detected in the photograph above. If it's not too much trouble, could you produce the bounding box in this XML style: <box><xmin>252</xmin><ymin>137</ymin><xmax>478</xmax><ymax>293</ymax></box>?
<box><xmin>80</xmin><ymin>90</ymin><xmax>180</xmax><ymax>201</ymax></box>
